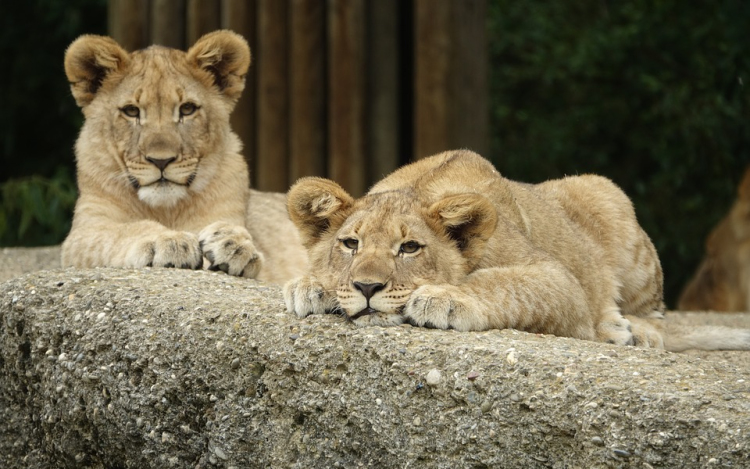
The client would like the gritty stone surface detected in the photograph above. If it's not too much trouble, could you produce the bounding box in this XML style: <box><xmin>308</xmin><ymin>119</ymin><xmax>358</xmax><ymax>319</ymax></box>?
<box><xmin>1</xmin><ymin>248</ymin><xmax>750</xmax><ymax>468</ymax></box>
<box><xmin>425</xmin><ymin>369</ymin><xmax>442</xmax><ymax>386</ymax></box>
<box><xmin>0</xmin><ymin>246</ymin><xmax>61</xmax><ymax>282</ymax></box>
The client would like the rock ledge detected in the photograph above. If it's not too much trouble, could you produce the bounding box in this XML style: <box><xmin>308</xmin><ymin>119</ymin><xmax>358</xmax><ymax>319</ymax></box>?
<box><xmin>2</xmin><ymin>266</ymin><xmax>750</xmax><ymax>468</ymax></box>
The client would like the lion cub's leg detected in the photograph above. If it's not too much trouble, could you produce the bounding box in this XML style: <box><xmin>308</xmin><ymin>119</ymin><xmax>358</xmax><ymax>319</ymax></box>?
<box><xmin>405</xmin><ymin>283</ymin><xmax>491</xmax><ymax>330</ymax></box>
<box><xmin>404</xmin><ymin>262</ymin><xmax>598</xmax><ymax>340</ymax></box>
<box><xmin>616</xmin><ymin>228</ymin><xmax>666</xmax><ymax>319</ymax></box>
<box><xmin>63</xmin><ymin>219</ymin><xmax>204</xmax><ymax>270</ymax></box>
<box><xmin>198</xmin><ymin>222</ymin><xmax>264</xmax><ymax>278</ymax></box>
<box><xmin>283</xmin><ymin>276</ymin><xmax>339</xmax><ymax>318</ymax></box>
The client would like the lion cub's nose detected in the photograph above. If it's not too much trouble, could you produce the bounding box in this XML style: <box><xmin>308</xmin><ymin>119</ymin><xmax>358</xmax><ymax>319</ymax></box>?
<box><xmin>353</xmin><ymin>281</ymin><xmax>386</xmax><ymax>300</ymax></box>
<box><xmin>146</xmin><ymin>156</ymin><xmax>177</xmax><ymax>171</ymax></box>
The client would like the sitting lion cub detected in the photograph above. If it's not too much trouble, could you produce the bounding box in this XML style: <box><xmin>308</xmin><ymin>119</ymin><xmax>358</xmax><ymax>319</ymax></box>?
<box><xmin>61</xmin><ymin>31</ymin><xmax>306</xmax><ymax>284</ymax></box>
<box><xmin>678</xmin><ymin>166</ymin><xmax>750</xmax><ymax>312</ymax></box>
<box><xmin>284</xmin><ymin>150</ymin><xmax>750</xmax><ymax>351</ymax></box>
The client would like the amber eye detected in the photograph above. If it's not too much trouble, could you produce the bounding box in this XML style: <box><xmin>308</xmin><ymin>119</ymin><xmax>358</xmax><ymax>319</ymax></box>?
<box><xmin>399</xmin><ymin>241</ymin><xmax>421</xmax><ymax>254</ymax></box>
<box><xmin>179</xmin><ymin>102</ymin><xmax>198</xmax><ymax>117</ymax></box>
<box><xmin>121</xmin><ymin>105</ymin><xmax>140</xmax><ymax>118</ymax></box>
<box><xmin>341</xmin><ymin>238</ymin><xmax>359</xmax><ymax>250</ymax></box>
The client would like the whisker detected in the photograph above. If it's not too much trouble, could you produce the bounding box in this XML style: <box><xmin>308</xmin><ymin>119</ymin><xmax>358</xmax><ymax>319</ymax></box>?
<box><xmin>127</xmin><ymin>175</ymin><xmax>140</xmax><ymax>189</ymax></box>
<box><xmin>329</xmin><ymin>307</ymin><xmax>351</xmax><ymax>322</ymax></box>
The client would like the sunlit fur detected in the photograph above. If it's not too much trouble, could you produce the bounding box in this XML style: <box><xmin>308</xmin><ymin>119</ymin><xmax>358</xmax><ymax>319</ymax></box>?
<box><xmin>61</xmin><ymin>31</ymin><xmax>307</xmax><ymax>284</ymax></box>
<box><xmin>285</xmin><ymin>150</ymin><xmax>750</xmax><ymax>351</ymax></box>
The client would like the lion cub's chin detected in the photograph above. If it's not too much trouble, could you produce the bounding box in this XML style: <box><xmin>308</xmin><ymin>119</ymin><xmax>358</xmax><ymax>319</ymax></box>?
<box><xmin>350</xmin><ymin>311</ymin><xmax>406</xmax><ymax>327</ymax></box>
<box><xmin>138</xmin><ymin>184</ymin><xmax>189</xmax><ymax>208</ymax></box>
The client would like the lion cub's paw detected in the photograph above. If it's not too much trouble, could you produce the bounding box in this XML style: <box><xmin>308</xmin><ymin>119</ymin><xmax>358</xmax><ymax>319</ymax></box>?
<box><xmin>627</xmin><ymin>317</ymin><xmax>665</xmax><ymax>349</ymax></box>
<box><xmin>199</xmin><ymin>222</ymin><xmax>264</xmax><ymax>278</ymax></box>
<box><xmin>127</xmin><ymin>231</ymin><xmax>203</xmax><ymax>269</ymax></box>
<box><xmin>596</xmin><ymin>315</ymin><xmax>635</xmax><ymax>346</ymax></box>
<box><xmin>404</xmin><ymin>285</ymin><xmax>488</xmax><ymax>331</ymax></box>
<box><xmin>283</xmin><ymin>276</ymin><xmax>337</xmax><ymax>318</ymax></box>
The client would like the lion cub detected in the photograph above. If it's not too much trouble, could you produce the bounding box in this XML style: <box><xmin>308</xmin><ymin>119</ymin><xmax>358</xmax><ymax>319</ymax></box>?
<box><xmin>678</xmin><ymin>166</ymin><xmax>750</xmax><ymax>312</ymax></box>
<box><xmin>61</xmin><ymin>31</ymin><xmax>306</xmax><ymax>284</ymax></box>
<box><xmin>284</xmin><ymin>150</ymin><xmax>750</xmax><ymax>351</ymax></box>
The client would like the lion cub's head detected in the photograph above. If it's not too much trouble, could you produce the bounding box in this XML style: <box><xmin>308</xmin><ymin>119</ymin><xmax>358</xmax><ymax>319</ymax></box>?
<box><xmin>288</xmin><ymin>177</ymin><xmax>497</xmax><ymax>326</ymax></box>
<box><xmin>65</xmin><ymin>31</ymin><xmax>250</xmax><ymax>207</ymax></box>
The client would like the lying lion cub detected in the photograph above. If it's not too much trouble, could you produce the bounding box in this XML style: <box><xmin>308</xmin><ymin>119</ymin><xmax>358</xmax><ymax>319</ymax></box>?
<box><xmin>285</xmin><ymin>150</ymin><xmax>750</xmax><ymax>351</ymax></box>
<box><xmin>61</xmin><ymin>31</ymin><xmax>306</xmax><ymax>284</ymax></box>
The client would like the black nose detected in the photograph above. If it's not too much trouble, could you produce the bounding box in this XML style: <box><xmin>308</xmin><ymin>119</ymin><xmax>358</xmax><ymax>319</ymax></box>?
<box><xmin>353</xmin><ymin>282</ymin><xmax>386</xmax><ymax>300</ymax></box>
<box><xmin>146</xmin><ymin>156</ymin><xmax>177</xmax><ymax>171</ymax></box>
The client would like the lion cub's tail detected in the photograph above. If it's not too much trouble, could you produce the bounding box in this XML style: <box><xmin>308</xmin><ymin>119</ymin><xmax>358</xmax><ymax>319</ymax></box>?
<box><xmin>628</xmin><ymin>314</ymin><xmax>750</xmax><ymax>351</ymax></box>
<box><xmin>662</xmin><ymin>323</ymin><xmax>750</xmax><ymax>352</ymax></box>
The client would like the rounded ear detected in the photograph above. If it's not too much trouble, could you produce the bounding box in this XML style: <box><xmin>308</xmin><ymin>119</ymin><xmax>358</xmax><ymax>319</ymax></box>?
<box><xmin>64</xmin><ymin>35</ymin><xmax>129</xmax><ymax>107</ymax></box>
<box><xmin>427</xmin><ymin>193</ymin><xmax>497</xmax><ymax>262</ymax></box>
<box><xmin>187</xmin><ymin>30</ymin><xmax>251</xmax><ymax>102</ymax></box>
<box><xmin>288</xmin><ymin>177</ymin><xmax>355</xmax><ymax>248</ymax></box>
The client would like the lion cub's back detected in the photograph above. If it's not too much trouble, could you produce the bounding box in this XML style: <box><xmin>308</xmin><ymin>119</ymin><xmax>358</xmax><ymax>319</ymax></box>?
<box><xmin>537</xmin><ymin>175</ymin><xmax>636</xmax><ymax>248</ymax></box>
<box><xmin>538</xmin><ymin>175</ymin><xmax>664</xmax><ymax>315</ymax></box>
<box><xmin>246</xmin><ymin>190</ymin><xmax>309</xmax><ymax>284</ymax></box>
<box><xmin>369</xmin><ymin>150</ymin><xmax>500</xmax><ymax>197</ymax></box>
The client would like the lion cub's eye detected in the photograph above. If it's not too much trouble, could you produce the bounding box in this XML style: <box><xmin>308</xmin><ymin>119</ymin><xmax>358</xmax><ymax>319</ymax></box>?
<box><xmin>341</xmin><ymin>238</ymin><xmax>359</xmax><ymax>250</ymax></box>
<box><xmin>179</xmin><ymin>102</ymin><xmax>199</xmax><ymax>117</ymax></box>
<box><xmin>121</xmin><ymin>105</ymin><xmax>140</xmax><ymax>118</ymax></box>
<box><xmin>399</xmin><ymin>241</ymin><xmax>422</xmax><ymax>254</ymax></box>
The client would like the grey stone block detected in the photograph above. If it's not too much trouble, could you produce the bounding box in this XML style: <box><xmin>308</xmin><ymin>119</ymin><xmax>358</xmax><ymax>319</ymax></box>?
<box><xmin>1</xmin><ymin>265</ymin><xmax>749</xmax><ymax>468</ymax></box>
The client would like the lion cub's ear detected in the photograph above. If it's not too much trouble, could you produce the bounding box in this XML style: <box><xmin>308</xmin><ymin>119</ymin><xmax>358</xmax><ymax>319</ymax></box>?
<box><xmin>64</xmin><ymin>35</ymin><xmax>130</xmax><ymax>107</ymax></box>
<box><xmin>187</xmin><ymin>30</ymin><xmax>251</xmax><ymax>102</ymax></box>
<box><xmin>288</xmin><ymin>177</ymin><xmax>355</xmax><ymax>248</ymax></box>
<box><xmin>428</xmin><ymin>194</ymin><xmax>498</xmax><ymax>263</ymax></box>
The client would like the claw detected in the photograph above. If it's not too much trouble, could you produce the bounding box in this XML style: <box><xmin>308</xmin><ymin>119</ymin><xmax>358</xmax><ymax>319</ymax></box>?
<box><xmin>204</xmin><ymin>250</ymin><xmax>216</xmax><ymax>263</ymax></box>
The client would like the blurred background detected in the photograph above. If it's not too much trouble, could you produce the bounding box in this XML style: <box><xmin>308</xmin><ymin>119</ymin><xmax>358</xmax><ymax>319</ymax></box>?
<box><xmin>0</xmin><ymin>0</ymin><xmax>748</xmax><ymax>308</ymax></box>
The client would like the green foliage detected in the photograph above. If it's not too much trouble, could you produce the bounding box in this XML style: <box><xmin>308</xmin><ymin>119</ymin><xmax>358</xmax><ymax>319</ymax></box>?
<box><xmin>0</xmin><ymin>169</ymin><xmax>77</xmax><ymax>246</ymax></box>
<box><xmin>487</xmin><ymin>0</ymin><xmax>750</xmax><ymax>307</ymax></box>
<box><xmin>0</xmin><ymin>0</ymin><xmax>106</xmax><ymax>181</ymax></box>
<box><xmin>1</xmin><ymin>0</ymin><xmax>747</xmax><ymax>310</ymax></box>
<box><xmin>0</xmin><ymin>0</ymin><xmax>105</xmax><ymax>247</ymax></box>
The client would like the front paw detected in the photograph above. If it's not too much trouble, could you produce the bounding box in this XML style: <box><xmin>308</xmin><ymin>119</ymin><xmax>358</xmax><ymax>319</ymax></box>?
<box><xmin>404</xmin><ymin>285</ymin><xmax>488</xmax><ymax>331</ymax></box>
<box><xmin>283</xmin><ymin>276</ymin><xmax>338</xmax><ymax>318</ymax></box>
<box><xmin>199</xmin><ymin>222</ymin><xmax>263</xmax><ymax>278</ymax></box>
<box><xmin>127</xmin><ymin>231</ymin><xmax>202</xmax><ymax>269</ymax></box>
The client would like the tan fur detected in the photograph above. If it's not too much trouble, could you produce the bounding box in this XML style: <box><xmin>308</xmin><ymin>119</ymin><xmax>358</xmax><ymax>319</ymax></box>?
<box><xmin>61</xmin><ymin>31</ymin><xmax>307</xmax><ymax>284</ymax></box>
<box><xmin>285</xmin><ymin>150</ymin><xmax>750</xmax><ymax>351</ymax></box>
<box><xmin>678</xmin><ymin>167</ymin><xmax>750</xmax><ymax>312</ymax></box>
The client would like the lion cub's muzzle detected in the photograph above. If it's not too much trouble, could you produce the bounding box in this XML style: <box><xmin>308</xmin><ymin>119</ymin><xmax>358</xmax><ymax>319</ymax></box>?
<box><xmin>349</xmin><ymin>281</ymin><xmax>386</xmax><ymax>319</ymax></box>
<box><xmin>133</xmin><ymin>154</ymin><xmax>194</xmax><ymax>207</ymax></box>
<box><xmin>146</xmin><ymin>156</ymin><xmax>176</xmax><ymax>172</ymax></box>
<box><xmin>145</xmin><ymin>156</ymin><xmax>179</xmax><ymax>185</ymax></box>
<box><xmin>139</xmin><ymin>155</ymin><xmax>194</xmax><ymax>187</ymax></box>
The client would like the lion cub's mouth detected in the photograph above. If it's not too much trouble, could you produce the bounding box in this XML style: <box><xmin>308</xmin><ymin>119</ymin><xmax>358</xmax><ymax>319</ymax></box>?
<box><xmin>350</xmin><ymin>307</ymin><xmax>380</xmax><ymax>320</ymax></box>
<box><xmin>130</xmin><ymin>176</ymin><xmax>180</xmax><ymax>189</ymax></box>
<box><xmin>145</xmin><ymin>176</ymin><xmax>188</xmax><ymax>187</ymax></box>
